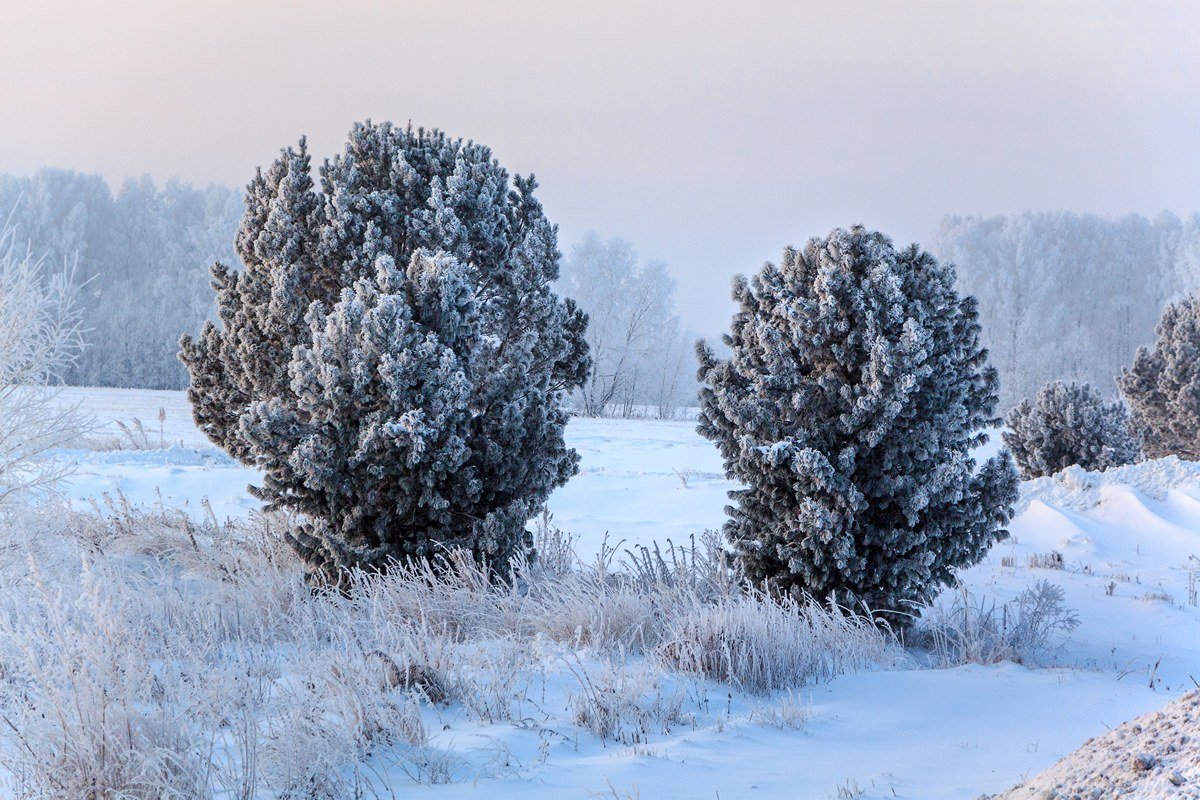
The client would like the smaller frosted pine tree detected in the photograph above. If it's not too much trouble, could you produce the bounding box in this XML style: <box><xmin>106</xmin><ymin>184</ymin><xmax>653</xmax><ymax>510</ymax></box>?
<box><xmin>1119</xmin><ymin>296</ymin><xmax>1200</xmax><ymax>461</ymax></box>
<box><xmin>1003</xmin><ymin>381</ymin><xmax>1141</xmax><ymax>479</ymax></box>
<box><xmin>696</xmin><ymin>226</ymin><xmax>1019</xmax><ymax>622</ymax></box>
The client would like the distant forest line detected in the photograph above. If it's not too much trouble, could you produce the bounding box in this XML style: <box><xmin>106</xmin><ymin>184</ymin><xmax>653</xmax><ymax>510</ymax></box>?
<box><xmin>4</xmin><ymin>167</ymin><xmax>1198</xmax><ymax>411</ymax></box>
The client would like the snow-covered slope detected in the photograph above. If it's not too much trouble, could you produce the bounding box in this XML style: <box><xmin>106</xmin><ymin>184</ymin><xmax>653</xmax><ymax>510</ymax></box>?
<box><xmin>29</xmin><ymin>387</ymin><xmax>1200</xmax><ymax>799</ymax></box>
<box><xmin>991</xmin><ymin>690</ymin><xmax>1200</xmax><ymax>799</ymax></box>
<box><xmin>976</xmin><ymin>461</ymin><xmax>1200</xmax><ymax>690</ymax></box>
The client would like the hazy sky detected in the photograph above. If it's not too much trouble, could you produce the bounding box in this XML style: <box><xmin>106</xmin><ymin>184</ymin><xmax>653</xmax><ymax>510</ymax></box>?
<box><xmin>1</xmin><ymin>0</ymin><xmax>1197</xmax><ymax>332</ymax></box>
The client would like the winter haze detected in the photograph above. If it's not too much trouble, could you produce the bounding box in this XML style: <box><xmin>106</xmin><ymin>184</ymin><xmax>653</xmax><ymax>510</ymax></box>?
<box><xmin>4</xmin><ymin>4</ymin><xmax>1200</xmax><ymax>798</ymax></box>
<box><xmin>2</xmin><ymin>0</ymin><xmax>1198</xmax><ymax>333</ymax></box>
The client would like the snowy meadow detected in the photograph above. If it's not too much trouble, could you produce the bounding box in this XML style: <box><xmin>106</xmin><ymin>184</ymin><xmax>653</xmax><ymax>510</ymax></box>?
<box><xmin>0</xmin><ymin>388</ymin><xmax>1194</xmax><ymax>799</ymax></box>
<box><xmin>4</xmin><ymin>5</ymin><xmax>1199</xmax><ymax>797</ymax></box>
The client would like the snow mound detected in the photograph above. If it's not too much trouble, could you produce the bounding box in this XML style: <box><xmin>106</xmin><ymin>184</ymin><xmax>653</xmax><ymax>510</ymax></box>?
<box><xmin>1019</xmin><ymin>457</ymin><xmax>1200</xmax><ymax>513</ymax></box>
<box><xmin>990</xmin><ymin>690</ymin><xmax>1200</xmax><ymax>799</ymax></box>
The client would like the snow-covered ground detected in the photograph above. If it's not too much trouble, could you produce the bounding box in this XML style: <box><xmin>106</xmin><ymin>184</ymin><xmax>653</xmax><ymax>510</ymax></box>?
<box><xmin>27</xmin><ymin>387</ymin><xmax>1200</xmax><ymax>799</ymax></box>
<box><xmin>50</xmin><ymin>386</ymin><xmax>730</xmax><ymax>557</ymax></box>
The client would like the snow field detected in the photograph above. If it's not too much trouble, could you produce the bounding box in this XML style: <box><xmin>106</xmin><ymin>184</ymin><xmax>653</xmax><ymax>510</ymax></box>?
<box><xmin>3</xmin><ymin>387</ymin><xmax>1198</xmax><ymax>798</ymax></box>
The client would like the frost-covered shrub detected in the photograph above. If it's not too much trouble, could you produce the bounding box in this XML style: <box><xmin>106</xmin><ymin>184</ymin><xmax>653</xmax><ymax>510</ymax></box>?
<box><xmin>697</xmin><ymin>227</ymin><xmax>1019</xmax><ymax>622</ymax></box>
<box><xmin>656</xmin><ymin>592</ymin><xmax>900</xmax><ymax>694</ymax></box>
<box><xmin>180</xmin><ymin>123</ymin><xmax>590</xmax><ymax>577</ymax></box>
<box><xmin>0</xmin><ymin>554</ymin><xmax>208</xmax><ymax>799</ymax></box>
<box><xmin>0</xmin><ymin>224</ymin><xmax>89</xmax><ymax>507</ymax></box>
<box><xmin>1003</xmin><ymin>381</ymin><xmax>1141</xmax><ymax>479</ymax></box>
<box><xmin>566</xmin><ymin>657</ymin><xmax>684</xmax><ymax>744</ymax></box>
<box><xmin>915</xmin><ymin>580</ymin><xmax>1080</xmax><ymax>666</ymax></box>
<box><xmin>1119</xmin><ymin>295</ymin><xmax>1200</xmax><ymax>460</ymax></box>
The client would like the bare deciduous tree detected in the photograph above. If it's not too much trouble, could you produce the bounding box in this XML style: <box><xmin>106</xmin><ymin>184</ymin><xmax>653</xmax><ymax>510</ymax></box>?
<box><xmin>0</xmin><ymin>223</ymin><xmax>89</xmax><ymax>507</ymax></box>
<box><xmin>560</xmin><ymin>233</ymin><xmax>696</xmax><ymax>418</ymax></box>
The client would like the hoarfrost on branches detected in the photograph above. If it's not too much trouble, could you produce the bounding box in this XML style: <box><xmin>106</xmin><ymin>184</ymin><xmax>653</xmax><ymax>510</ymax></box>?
<box><xmin>697</xmin><ymin>226</ymin><xmax>1019</xmax><ymax>623</ymax></box>
<box><xmin>0</xmin><ymin>223</ymin><xmax>89</xmax><ymax>506</ymax></box>
<box><xmin>180</xmin><ymin>122</ymin><xmax>590</xmax><ymax>578</ymax></box>
<box><xmin>1003</xmin><ymin>381</ymin><xmax>1141</xmax><ymax>479</ymax></box>
<box><xmin>1119</xmin><ymin>295</ymin><xmax>1200</xmax><ymax>461</ymax></box>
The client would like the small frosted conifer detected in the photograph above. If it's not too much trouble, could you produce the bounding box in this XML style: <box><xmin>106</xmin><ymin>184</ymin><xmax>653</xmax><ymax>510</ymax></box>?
<box><xmin>180</xmin><ymin>122</ymin><xmax>590</xmax><ymax>578</ymax></box>
<box><xmin>697</xmin><ymin>227</ymin><xmax>1019</xmax><ymax>621</ymax></box>
<box><xmin>1118</xmin><ymin>296</ymin><xmax>1200</xmax><ymax>461</ymax></box>
<box><xmin>1003</xmin><ymin>381</ymin><xmax>1141</xmax><ymax>479</ymax></box>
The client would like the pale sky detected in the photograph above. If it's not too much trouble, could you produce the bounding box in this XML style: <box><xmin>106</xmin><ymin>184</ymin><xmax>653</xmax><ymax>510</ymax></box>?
<box><xmin>1</xmin><ymin>0</ymin><xmax>1197</xmax><ymax>333</ymax></box>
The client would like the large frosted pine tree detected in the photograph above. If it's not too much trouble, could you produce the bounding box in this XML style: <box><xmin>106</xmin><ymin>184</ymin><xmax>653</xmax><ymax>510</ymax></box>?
<box><xmin>697</xmin><ymin>227</ymin><xmax>1019</xmax><ymax>620</ymax></box>
<box><xmin>180</xmin><ymin>122</ymin><xmax>590</xmax><ymax>578</ymax></box>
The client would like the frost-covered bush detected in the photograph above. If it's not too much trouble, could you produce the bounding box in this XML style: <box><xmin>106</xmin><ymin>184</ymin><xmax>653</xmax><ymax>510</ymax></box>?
<box><xmin>1003</xmin><ymin>381</ymin><xmax>1141</xmax><ymax>479</ymax></box>
<box><xmin>655</xmin><ymin>592</ymin><xmax>899</xmax><ymax>694</ymax></box>
<box><xmin>915</xmin><ymin>580</ymin><xmax>1080</xmax><ymax>666</ymax></box>
<box><xmin>1119</xmin><ymin>295</ymin><xmax>1200</xmax><ymax>460</ymax></box>
<box><xmin>180</xmin><ymin>123</ymin><xmax>590</xmax><ymax>577</ymax></box>
<box><xmin>566</xmin><ymin>657</ymin><xmax>684</xmax><ymax>744</ymax></box>
<box><xmin>697</xmin><ymin>227</ymin><xmax>1019</xmax><ymax>622</ymax></box>
<box><xmin>0</xmin><ymin>224</ymin><xmax>89</xmax><ymax>507</ymax></box>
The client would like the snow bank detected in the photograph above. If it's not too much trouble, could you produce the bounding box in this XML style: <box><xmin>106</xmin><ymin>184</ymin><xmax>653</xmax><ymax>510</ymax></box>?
<box><xmin>991</xmin><ymin>690</ymin><xmax>1200</xmax><ymax>799</ymax></box>
<box><xmin>1019</xmin><ymin>456</ymin><xmax>1200</xmax><ymax>512</ymax></box>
